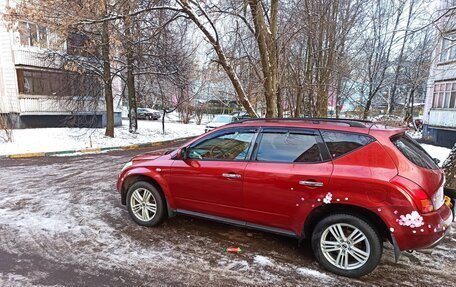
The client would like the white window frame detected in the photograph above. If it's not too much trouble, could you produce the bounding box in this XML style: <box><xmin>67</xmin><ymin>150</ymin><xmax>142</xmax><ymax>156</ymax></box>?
<box><xmin>17</xmin><ymin>21</ymin><xmax>54</xmax><ymax>49</ymax></box>
<box><xmin>432</xmin><ymin>81</ymin><xmax>456</xmax><ymax>109</ymax></box>
<box><xmin>439</xmin><ymin>34</ymin><xmax>456</xmax><ymax>63</ymax></box>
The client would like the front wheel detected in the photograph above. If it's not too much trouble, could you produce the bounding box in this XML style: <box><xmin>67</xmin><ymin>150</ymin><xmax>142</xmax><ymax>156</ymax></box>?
<box><xmin>311</xmin><ymin>214</ymin><xmax>382</xmax><ymax>277</ymax></box>
<box><xmin>126</xmin><ymin>181</ymin><xmax>166</xmax><ymax>227</ymax></box>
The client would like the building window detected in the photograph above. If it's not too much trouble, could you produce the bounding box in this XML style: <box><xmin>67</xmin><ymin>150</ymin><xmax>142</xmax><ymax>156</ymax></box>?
<box><xmin>18</xmin><ymin>22</ymin><xmax>49</xmax><ymax>48</ymax></box>
<box><xmin>67</xmin><ymin>33</ymin><xmax>95</xmax><ymax>57</ymax></box>
<box><xmin>433</xmin><ymin>82</ymin><xmax>456</xmax><ymax>109</ymax></box>
<box><xmin>17</xmin><ymin>21</ymin><xmax>63</xmax><ymax>50</ymax></box>
<box><xmin>440</xmin><ymin>34</ymin><xmax>456</xmax><ymax>62</ymax></box>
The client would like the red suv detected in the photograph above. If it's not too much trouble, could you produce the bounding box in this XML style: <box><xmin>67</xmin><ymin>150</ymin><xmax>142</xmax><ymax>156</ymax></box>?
<box><xmin>117</xmin><ymin>118</ymin><xmax>455</xmax><ymax>277</ymax></box>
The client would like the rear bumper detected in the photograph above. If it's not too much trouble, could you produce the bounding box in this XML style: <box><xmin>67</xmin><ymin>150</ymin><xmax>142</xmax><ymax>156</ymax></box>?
<box><xmin>418</xmin><ymin>208</ymin><xmax>452</xmax><ymax>250</ymax></box>
<box><xmin>392</xmin><ymin>204</ymin><xmax>453</xmax><ymax>251</ymax></box>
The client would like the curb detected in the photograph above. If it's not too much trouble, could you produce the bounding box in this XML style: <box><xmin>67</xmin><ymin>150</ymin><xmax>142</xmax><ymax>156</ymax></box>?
<box><xmin>0</xmin><ymin>136</ymin><xmax>194</xmax><ymax>160</ymax></box>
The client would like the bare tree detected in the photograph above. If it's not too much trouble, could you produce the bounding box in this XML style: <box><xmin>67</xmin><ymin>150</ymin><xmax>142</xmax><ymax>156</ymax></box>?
<box><xmin>0</xmin><ymin>114</ymin><xmax>13</xmax><ymax>143</ymax></box>
<box><xmin>388</xmin><ymin>0</ymin><xmax>415</xmax><ymax>114</ymax></box>
<box><xmin>356</xmin><ymin>0</ymin><xmax>405</xmax><ymax>119</ymax></box>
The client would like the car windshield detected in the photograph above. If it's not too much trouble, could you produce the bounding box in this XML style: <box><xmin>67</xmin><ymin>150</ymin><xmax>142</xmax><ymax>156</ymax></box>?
<box><xmin>212</xmin><ymin>115</ymin><xmax>232</xmax><ymax>123</ymax></box>
<box><xmin>391</xmin><ymin>134</ymin><xmax>439</xmax><ymax>170</ymax></box>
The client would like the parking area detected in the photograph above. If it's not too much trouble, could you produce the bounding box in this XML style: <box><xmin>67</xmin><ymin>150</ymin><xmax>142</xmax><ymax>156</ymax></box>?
<box><xmin>0</xmin><ymin>144</ymin><xmax>455</xmax><ymax>286</ymax></box>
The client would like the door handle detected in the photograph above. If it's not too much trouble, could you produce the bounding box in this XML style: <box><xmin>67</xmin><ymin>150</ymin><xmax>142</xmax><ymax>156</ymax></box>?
<box><xmin>299</xmin><ymin>180</ymin><xmax>324</xmax><ymax>187</ymax></box>
<box><xmin>222</xmin><ymin>173</ymin><xmax>241</xmax><ymax>179</ymax></box>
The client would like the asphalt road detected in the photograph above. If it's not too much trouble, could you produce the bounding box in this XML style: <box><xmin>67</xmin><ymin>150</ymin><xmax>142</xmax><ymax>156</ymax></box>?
<box><xmin>0</xmin><ymin>141</ymin><xmax>455</xmax><ymax>287</ymax></box>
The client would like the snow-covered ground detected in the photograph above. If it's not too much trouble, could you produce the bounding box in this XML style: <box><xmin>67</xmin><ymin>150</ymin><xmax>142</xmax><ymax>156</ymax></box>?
<box><xmin>421</xmin><ymin>144</ymin><xmax>452</xmax><ymax>167</ymax></box>
<box><xmin>0</xmin><ymin>120</ymin><xmax>205</xmax><ymax>156</ymax></box>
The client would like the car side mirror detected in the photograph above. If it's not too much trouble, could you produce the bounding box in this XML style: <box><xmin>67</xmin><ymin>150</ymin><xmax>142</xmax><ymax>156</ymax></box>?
<box><xmin>433</xmin><ymin>158</ymin><xmax>440</xmax><ymax>165</ymax></box>
<box><xmin>179</xmin><ymin>147</ymin><xmax>188</xmax><ymax>160</ymax></box>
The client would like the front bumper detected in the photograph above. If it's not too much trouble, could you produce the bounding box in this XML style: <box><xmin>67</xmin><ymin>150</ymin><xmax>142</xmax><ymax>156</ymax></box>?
<box><xmin>116</xmin><ymin>173</ymin><xmax>123</xmax><ymax>193</ymax></box>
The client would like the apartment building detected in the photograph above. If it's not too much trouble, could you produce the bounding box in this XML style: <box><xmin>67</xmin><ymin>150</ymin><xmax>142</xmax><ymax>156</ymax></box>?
<box><xmin>0</xmin><ymin>0</ymin><xmax>122</xmax><ymax>128</ymax></box>
<box><xmin>423</xmin><ymin>0</ymin><xmax>456</xmax><ymax>147</ymax></box>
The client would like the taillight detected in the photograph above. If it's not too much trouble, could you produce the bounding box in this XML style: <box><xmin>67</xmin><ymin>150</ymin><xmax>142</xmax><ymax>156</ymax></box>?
<box><xmin>419</xmin><ymin>199</ymin><xmax>434</xmax><ymax>213</ymax></box>
<box><xmin>391</xmin><ymin>176</ymin><xmax>434</xmax><ymax>213</ymax></box>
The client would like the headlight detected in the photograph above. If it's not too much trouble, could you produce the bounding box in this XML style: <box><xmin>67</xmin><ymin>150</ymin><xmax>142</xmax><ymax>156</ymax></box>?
<box><xmin>121</xmin><ymin>161</ymin><xmax>133</xmax><ymax>172</ymax></box>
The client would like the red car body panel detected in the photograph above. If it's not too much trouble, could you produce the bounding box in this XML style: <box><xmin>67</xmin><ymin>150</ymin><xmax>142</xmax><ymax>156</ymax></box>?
<box><xmin>117</xmin><ymin>120</ymin><xmax>453</xmax><ymax>253</ymax></box>
<box><xmin>170</xmin><ymin>159</ymin><xmax>247</xmax><ymax>221</ymax></box>
<box><xmin>243</xmin><ymin>160</ymin><xmax>333</xmax><ymax>232</ymax></box>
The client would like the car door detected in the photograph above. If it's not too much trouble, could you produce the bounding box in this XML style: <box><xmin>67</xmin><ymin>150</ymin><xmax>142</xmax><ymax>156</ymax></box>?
<box><xmin>242</xmin><ymin>128</ymin><xmax>333</xmax><ymax>230</ymax></box>
<box><xmin>170</xmin><ymin>127</ymin><xmax>257</xmax><ymax>220</ymax></box>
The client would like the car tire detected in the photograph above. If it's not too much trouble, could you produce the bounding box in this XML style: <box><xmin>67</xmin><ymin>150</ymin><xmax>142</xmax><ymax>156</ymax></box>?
<box><xmin>311</xmin><ymin>213</ymin><xmax>382</xmax><ymax>278</ymax></box>
<box><xmin>126</xmin><ymin>181</ymin><xmax>167</xmax><ymax>227</ymax></box>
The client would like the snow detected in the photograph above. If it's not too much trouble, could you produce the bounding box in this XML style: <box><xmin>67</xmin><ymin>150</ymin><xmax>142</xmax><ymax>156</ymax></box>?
<box><xmin>253</xmin><ymin>255</ymin><xmax>274</xmax><ymax>266</ymax></box>
<box><xmin>0</xmin><ymin>120</ymin><xmax>205</xmax><ymax>156</ymax></box>
<box><xmin>297</xmin><ymin>267</ymin><xmax>332</xmax><ymax>280</ymax></box>
<box><xmin>421</xmin><ymin>144</ymin><xmax>452</xmax><ymax>167</ymax></box>
<box><xmin>407</xmin><ymin>130</ymin><xmax>422</xmax><ymax>140</ymax></box>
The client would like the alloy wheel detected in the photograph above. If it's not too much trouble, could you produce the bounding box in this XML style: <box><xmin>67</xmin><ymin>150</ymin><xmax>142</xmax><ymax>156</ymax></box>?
<box><xmin>130</xmin><ymin>188</ymin><xmax>157</xmax><ymax>221</ymax></box>
<box><xmin>320</xmin><ymin>223</ymin><xmax>371</xmax><ymax>270</ymax></box>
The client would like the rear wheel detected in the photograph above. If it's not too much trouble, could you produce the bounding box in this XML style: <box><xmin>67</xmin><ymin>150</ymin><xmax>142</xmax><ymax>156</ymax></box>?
<box><xmin>311</xmin><ymin>214</ymin><xmax>382</xmax><ymax>277</ymax></box>
<box><xmin>126</xmin><ymin>181</ymin><xmax>166</xmax><ymax>226</ymax></box>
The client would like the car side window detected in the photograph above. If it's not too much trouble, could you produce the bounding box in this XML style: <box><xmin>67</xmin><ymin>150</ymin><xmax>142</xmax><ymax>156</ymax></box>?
<box><xmin>256</xmin><ymin>131</ymin><xmax>323</xmax><ymax>163</ymax></box>
<box><xmin>188</xmin><ymin>130</ymin><xmax>255</xmax><ymax>161</ymax></box>
<box><xmin>321</xmin><ymin>131</ymin><xmax>374</xmax><ymax>159</ymax></box>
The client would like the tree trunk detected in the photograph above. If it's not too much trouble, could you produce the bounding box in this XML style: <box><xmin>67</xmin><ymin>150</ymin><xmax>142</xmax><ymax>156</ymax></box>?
<box><xmin>162</xmin><ymin>109</ymin><xmax>166</xmax><ymax>135</ymax></box>
<box><xmin>363</xmin><ymin>96</ymin><xmax>373</xmax><ymax>120</ymax></box>
<box><xmin>248</xmin><ymin>0</ymin><xmax>278</xmax><ymax>118</ymax></box>
<box><xmin>295</xmin><ymin>84</ymin><xmax>303</xmax><ymax>117</ymax></box>
<box><xmin>102</xmin><ymin>2</ymin><xmax>114</xmax><ymax>138</ymax></box>
<box><xmin>335</xmin><ymin>75</ymin><xmax>343</xmax><ymax>118</ymax></box>
<box><xmin>124</xmin><ymin>3</ymin><xmax>137</xmax><ymax>133</ymax></box>
<box><xmin>277</xmin><ymin>86</ymin><xmax>283</xmax><ymax>117</ymax></box>
<box><xmin>126</xmin><ymin>58</ymin><xmax>137</xmax><ymax>133</ymax></box>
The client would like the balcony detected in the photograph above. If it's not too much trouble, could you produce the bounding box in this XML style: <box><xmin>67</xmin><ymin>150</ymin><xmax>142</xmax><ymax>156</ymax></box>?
<box><xmin>19</xmin><ymin>95</ymin><xmax>105</xmax><ymax>115</ymax></box>
<box><xmin>428</xmin><ymin>109</ymin><xmax>456</xmax><ymax>128</ymax></box>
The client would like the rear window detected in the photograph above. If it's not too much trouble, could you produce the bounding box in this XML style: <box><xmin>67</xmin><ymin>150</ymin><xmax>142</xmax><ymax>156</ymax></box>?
<box><xmin>321</xmin><ymin>131</ymin><xmax>374</xmax><ymax>159</ymax></box>
<box><xmin>391</xmin><ymin>134</ymin><xmax>439</xmax><ymax>170</ymax></box>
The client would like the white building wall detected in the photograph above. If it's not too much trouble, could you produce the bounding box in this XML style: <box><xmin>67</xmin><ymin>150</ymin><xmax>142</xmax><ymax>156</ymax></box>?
<box><xmin>0</xmin><ymin>0</ymin><xmax>20</xmax><ymax>113</ymax></box>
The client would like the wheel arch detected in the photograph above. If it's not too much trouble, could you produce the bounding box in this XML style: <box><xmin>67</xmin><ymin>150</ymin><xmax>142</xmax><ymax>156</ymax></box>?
<box><xmin>303</xmin><ymin>204</ymin><xmax>391</xmax><ymax>243</ymax></box>
<box><xmin>122</xmin><ymin>173</ymin><xmax>177</xmax><ymax>217</ymax></box>
<box><xmin>122</xmin><ymin>175</ymin><xmax>161</xmax><ymax>202</ymax></box>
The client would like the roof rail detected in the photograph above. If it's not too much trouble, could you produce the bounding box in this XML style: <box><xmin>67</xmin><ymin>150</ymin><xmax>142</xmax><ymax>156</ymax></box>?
<box><xmin>232</xmin><ymin>117</ymin><xmax>373</xmax><ymax>128</ymax></box>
